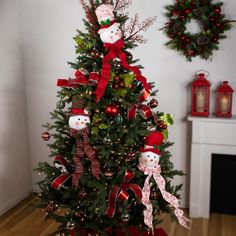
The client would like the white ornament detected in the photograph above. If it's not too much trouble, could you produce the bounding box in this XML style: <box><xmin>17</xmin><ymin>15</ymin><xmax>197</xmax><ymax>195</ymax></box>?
<box><xmin>139</xmin><ymin>151</ymin><xmax>160</xmax><ymax>169</ymax></box>
<box><xmin>99</xmin><ymin>23</ymin><xmax>122</xmax><ymax>44</ymax></box>
<box><xmin>69</xmin><ymin>115</ymin><xmax>90</xmax><ymax>131</ymax></box>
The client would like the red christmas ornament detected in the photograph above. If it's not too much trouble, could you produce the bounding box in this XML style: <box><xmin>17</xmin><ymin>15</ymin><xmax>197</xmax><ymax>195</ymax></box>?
<box><xmin>149</xmin><ymin>98</ymin><xmax>158</xmax><ymax>108</ymax></box>
<box><xmin>213</xmin><ymin>7</ymin><xmax>221</xmax><ymax>14</ymax></box>
<box><xmin>42</xmin><ymin>131</ymin><xmax>50</xmax><ymax>141</ymax></box>
<box><xmin>105</xmin><ymin>104</ymin><xmax>119</xmax><ymax>117</ymax></box>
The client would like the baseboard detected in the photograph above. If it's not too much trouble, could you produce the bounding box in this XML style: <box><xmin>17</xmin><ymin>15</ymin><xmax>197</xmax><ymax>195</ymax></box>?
<box><xmin>0</xmin><ymin>190</ymin><xmax>32</xmax><ymax>216</ymax></box>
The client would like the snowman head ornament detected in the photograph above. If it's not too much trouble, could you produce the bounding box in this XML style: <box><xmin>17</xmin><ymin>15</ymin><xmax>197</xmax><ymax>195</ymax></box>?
<box><xmin>139</xmin><ymin>132</ymin><xmax>164</xmax><ymax>170</ymax></box>
<box><xmin>68</xmin><ymin>96</ymin><xmax>91</xmax><ymax>131</ymax></box>
<box><xmin>95</xmin><ymin>4</ymin><xmax>122</xmax><ymax>44</ymax></box>
<box><xmin>69</xmin><ymin>109</ymin><xmax>90</xmax><ymax>131</ymax></box>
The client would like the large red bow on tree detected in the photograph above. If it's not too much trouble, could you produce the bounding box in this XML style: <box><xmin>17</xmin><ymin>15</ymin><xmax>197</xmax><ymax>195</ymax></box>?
<box><xmin>95</xmin><ymin>39</ymin><xmax>151</xmax><ymax>102</ymax></box>
<box><xmin>105</xmin><ymin>170</ymin><xmax>142</xmax><ymax>217</ymax></box>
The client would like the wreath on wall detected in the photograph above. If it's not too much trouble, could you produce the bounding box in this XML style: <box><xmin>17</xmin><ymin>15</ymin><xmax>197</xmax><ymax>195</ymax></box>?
<box><xmin>162</xmin><ymin>0</ymin><xmax>234</xmax><ymax>61</ymax></box>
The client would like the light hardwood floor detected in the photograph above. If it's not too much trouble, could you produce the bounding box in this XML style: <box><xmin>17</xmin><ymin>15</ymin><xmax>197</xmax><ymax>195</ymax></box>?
<box><xmin>0</xmin><ymin>196</ymin><xmax>236</xmax><ymax>236</ymax></box>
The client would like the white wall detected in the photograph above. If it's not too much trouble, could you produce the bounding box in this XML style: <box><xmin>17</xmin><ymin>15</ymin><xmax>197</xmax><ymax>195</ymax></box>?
<box><xmin>21</xmin><ymin>0</ymin><xmax>236</xmax><ymax>207</ymax></box>
<box><xmin>0</xmin><ymin>0</ymin><xmax>31</xmax><ymax>215</ymax></box>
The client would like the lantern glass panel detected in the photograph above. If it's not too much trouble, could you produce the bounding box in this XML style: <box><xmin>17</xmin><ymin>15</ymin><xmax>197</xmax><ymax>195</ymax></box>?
<box><xmin>195</xmin><ymin>87</ymin><xmax>208</xmax><ymax>112</ymax></box>
<box><xmin>218</xmin><ymin>93</ymin><xmax>231</xmax><ymax>114</ymax></box>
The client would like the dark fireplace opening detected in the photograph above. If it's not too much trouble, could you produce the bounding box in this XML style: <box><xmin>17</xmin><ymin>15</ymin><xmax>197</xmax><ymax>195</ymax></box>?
<box><xmin>210</xmin><ymin>153</ymin><xmax>236</xmax><ymax>215</ymax></box>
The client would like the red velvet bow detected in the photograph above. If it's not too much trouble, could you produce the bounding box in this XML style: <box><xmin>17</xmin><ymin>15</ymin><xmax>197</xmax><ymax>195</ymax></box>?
<box><xmin>128</xmin><ymin>104</ymin><xmax>153</xmax><ymax>121</ymax></box>
<box><xmin>95</xmin><ymin>39</ymin><xmax>150</xmax><ymax>102</ymax></box>
<box><xmin>57</xmin><ymin>70</ymin><xmax>99</xmax><ymax>88</ymax></box>
<box><xmin>105</xmin><ymin>170</ymin><xmax>142</xmax><ymax>217</ymax></box>
<box><xmin>51</xmin><ymin>155</ymin><xmax>72</xmax><ymax>190</ymax></box>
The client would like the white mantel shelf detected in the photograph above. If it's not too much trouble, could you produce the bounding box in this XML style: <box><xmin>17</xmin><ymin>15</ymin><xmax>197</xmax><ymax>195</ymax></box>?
<box><xmin>187</xmin><ymin>115</ymin><xmax>236</xmax><ymax>218</ymax></box>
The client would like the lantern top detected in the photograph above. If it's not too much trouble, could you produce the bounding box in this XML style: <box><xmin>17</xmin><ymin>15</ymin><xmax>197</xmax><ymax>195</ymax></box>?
<box><xmin>192</xmin><ymin>73</ymin><xmax>211</xmax><ymax>87</ymax></box>
<box><xmin>217</xmin><ymin>81</ymin><xmax>234</xmax><ymax>93</ymax></box>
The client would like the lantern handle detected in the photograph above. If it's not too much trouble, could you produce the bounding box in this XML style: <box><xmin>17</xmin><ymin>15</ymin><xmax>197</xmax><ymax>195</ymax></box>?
<box><xmin>195</xmin><ymin>69</ymin><xmax>209</xmax><ymax>77</ymax></box>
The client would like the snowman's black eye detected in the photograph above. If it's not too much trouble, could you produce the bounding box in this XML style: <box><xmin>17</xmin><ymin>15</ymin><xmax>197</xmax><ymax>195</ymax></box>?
<box><xmin>78</xmin><ymin>118</ymin><xmax>80</xmax><ymax>120</ymax></box>
<box><xmin>117</xmin><ymin>29</ymin><xmax>119</xmax><ymax>31</ymax></box>
<box><xmin>84</xmin><ymin>119</ymin><xmax>87</xmax><ymax>121</ymax></box>
<box><xmin>147</xmin><ymin>155</ymin><xmax>150</xmax><ymax>157</ymax></box>
<box><xmin>111</xmin><ymin>31</ymin><xmax>113</xmax><ymax>33</ymax></box>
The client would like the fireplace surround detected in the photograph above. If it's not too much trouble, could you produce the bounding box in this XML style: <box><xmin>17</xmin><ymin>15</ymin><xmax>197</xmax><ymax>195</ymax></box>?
<box><xmin>188</xmin><ymin>115</ymin><xmax>236</xmax><ymax>218</ymax></box>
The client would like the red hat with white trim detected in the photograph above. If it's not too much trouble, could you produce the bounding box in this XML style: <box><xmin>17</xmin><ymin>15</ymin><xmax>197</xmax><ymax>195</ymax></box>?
<box><xmin>139</xmin><ymin>131</ymin><xmax>163</xmax><ymax>155</ymax></box>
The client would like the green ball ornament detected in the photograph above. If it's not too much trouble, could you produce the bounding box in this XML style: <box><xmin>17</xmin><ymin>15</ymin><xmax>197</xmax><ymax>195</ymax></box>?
<box><xmin>115</xmin><ymin>114</ymin><xmax>123</xmax><ymax>124</ymax></box>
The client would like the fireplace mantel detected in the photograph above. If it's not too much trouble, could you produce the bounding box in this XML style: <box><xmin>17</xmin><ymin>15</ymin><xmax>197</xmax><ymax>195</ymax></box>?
<box><xmin>188</xmin><ymin>115</ymin><xmax>236</xmax><ymax>218</ymax></box>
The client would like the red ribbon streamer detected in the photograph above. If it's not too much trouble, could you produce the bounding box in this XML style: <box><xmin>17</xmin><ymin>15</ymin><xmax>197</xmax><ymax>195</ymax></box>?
<box><xmin>128</xmin><ymin>104</ymin><xmax>153</xmax><ymax>121</ymax></box>
<box><xmin>51</xmin><ymin>156</ymin><xmax>72</xmax><ymax>190</ymax></box>
<box><xmin>105</xmin><ymin>170</ymin><xmax>142</xmax><ymax>217</ymax></box>
<box><xmin>57</xmin><ymin>70</ymin><xmax>99</xmax><ymax>88</ymax></box>
<box><xmin>95</xmin><ymin>39</ymin><xmax>151</xmax><ymax>102</ymax></box>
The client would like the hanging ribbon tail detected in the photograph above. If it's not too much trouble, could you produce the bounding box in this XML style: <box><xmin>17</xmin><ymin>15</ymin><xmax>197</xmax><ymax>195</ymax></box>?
<box><xmin>70</xmin><ymin>227</ymin><xmax>76</xmax><ymax>236</ymax></box>
<box><xmin>51</xmin><ymin>173</ymin><xmax>72</xmax><ymax>190</ymax></box>
<box><xmin>153</xmin><ymin>168</ymin><xmax>191</xmax><ymax>229</ymax></box>
<box><xmin>174</xmin><ymin>209</ymin><xmax>191</xmax><ymax>229</ymax></box>
<box><xmin>95</xmin><ymin>76</ymin><xmax>110</xmax><ymax>102</ymax></box>
<box><xmin>141</xmin><ymin>172</ymin><xmax>154</xmax><ymax>234</ymax></box>
<box><xmin>106</xmin><ymin>185</ymin><xmax>120</xmax><ymax>217</ymax></box>
<box><xmin>72</xmin><ymin>155</ymin><xmax>84</xmax><ymax>189</ymax></box>
<box><xmin>90</xmin><ymin>158</ymin><xmax>100</xmax><ymax>179</ymax></box>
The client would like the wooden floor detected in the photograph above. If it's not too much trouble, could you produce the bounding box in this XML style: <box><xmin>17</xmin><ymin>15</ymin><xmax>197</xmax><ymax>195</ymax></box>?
<box><xmin>0</xmin><ymin>197</ymin><xmax>236</xmax><ymax>236</ymax></box>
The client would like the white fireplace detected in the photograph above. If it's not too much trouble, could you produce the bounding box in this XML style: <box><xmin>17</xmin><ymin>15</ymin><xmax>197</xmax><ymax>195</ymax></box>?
<box><xmin>188</xmin><ymin>115</ymin><xmax>236</xmax><ymax>218</ymax></box>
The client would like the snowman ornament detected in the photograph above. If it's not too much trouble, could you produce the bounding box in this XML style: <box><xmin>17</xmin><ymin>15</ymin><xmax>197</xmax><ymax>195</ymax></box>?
<box><xmin>139</xmin><ymin>131</ymin><xmax>163</xmax><ymax>171</ymax></box>
<box><xmin>138</xmin><ymin>132</ymin><xmax>190</xmax><ymax>232</ymax></box>
<box><xmin>69</xmin><ymin>106</ymin><xmax>100</xmax><ymax>189</ymax></box>
<box><xmin>69</xmin><ymin>109</ymin><xmax>90</xmax><ymax>131</ymax></box>
<box><xmin>95</xmin><ymin>4</ymin><xmax>122</xmax><ymax>44</ymax></box>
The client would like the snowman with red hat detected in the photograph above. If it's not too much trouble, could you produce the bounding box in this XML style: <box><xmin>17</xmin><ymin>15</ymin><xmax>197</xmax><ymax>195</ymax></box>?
<box><xmin>69</xmin><ymin>96</ymin><xmax>100</xmax><ymax>189</ymax></box>
<box><xmin>138</xmin><ymin>131</ymin><xmax>190</xmax><ymax>233</ymax></box>
<box><xmin>94</xmin><ymin>3</ymin><xmax>150</xmax><ymax>102</ymax></box>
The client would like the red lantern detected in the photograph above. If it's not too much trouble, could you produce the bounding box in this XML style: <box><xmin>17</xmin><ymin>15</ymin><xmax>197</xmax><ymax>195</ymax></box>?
<box><xmin>215</xmin><ymin>81</ymin><xmax>234</xmax><ymax>117</ymax></box>
<box><xmin>191</xmin><ymin>71</ymin><xmax>211</xmax><ymax>117</ymax></box>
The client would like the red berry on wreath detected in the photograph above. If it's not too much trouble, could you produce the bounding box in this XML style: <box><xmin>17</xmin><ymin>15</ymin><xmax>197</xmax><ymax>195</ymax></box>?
<box><xmin>215</xmin><ymin>22</ymin><xmax>221</xmax><ymax>28</ymax></box>
<box><xmin>184</xmin><ymin>8</ymin><xmax>191</xmax><ymax>15</ymax></box>
<box><xmin>212</xmin><ymin>36</ymin><xmax>219</xmax><ymax>43</ymax></box>
<box><xmin>213</xmin><ymin>7</ymin><xmax>221</xmax><ymax>14</ymax></box>
<box><xmin>42</xmin><ymin>131</ymin><xmax>50</xmax><ymax>141</ymax></box>
<box><xmin>209</xmin><ymin>17</ymin><xmax>215</xmax><ymax>22</ymax></box>
<box><xmin>179</xmin><ymin>13</ymin><xmax>185</xmax><ymax>20</ymax></box>
<box><xmin>105</xmin><ymin>104</ymin><xmax>119</xmax><ymax>117</ymax></box>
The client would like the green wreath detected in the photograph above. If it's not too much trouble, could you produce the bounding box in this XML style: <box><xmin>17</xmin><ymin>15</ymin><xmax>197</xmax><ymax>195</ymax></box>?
<box><xmin>163</xmin><ymin>0</ymin><xmax>234</xmax><ymax>61</ymax></box>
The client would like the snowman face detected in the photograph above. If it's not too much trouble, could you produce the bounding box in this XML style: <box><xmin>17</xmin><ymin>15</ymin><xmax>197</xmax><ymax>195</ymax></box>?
<box><xmin>139</xmin><ymin>151</ymin><xmax>160</xmax><ymax>169</ymax></box>
<box><xmin>69</xmin><ymin>115</ymin><xmax>90</xmax><ymax>131</ymax></box>
<box><xmin>99</xmin><ymin>23</ymin><xmax>122</xmax><ymax>44</ymax></box>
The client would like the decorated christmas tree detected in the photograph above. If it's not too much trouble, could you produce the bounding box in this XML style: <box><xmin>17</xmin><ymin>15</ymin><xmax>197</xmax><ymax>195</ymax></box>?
<box><xmin>34</xmin><ymin>1</ymin><xmax>190</xmax><ymax>235</ymax></box>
